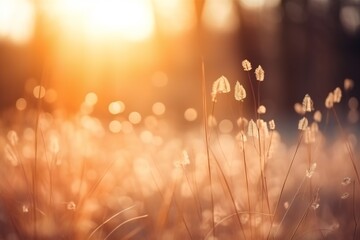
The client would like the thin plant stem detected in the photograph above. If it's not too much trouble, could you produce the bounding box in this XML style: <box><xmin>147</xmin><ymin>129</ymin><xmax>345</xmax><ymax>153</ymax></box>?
<box><xmin>201</xmin><ymin>59</ymin><xmax>216</xmax><ymax>238</ymax></box>
<box><xmin>332</xmin><ymin>107</ymin><xmax>360</xmax><ymax>185</ymax></box>
<box><xmin>246</xmin><ymin>72</ymin><xmax>258</xmax><ymax>118</ymax></box>
<box><xmin>353</xmin><ymin>180</ymin><xmax>357</xmax><ymax>240</ymax></box>
<box><xmin>274</xmin><ymin>176</ymin><xmax>307</xmax><ymax>239</ymax></box>
<box><xmin>32</xmin><ymin>81</ymin><xmax>44</xmax><ymax>240</ymax></box>
<box><xmin>103</xmin><ymin>215</ymin><xmax>148</xmax><ymax>240</ymax></box>
<box><xmin>204</xmin><ymin>211</ymin><xmax>273</xmax><ymax>240</ymax></box>
<box><xmin>290</xmin><ymin>188</ymin><xmax>320</xmax><ymax>240</ymax></box>
<box><xmin>182</xmin><ymin>168</ymin><xmax>202</xmax><ymax>219</ymax></box>
<box><xmin>242</xmin><ymin>136</ymin><xmax>253</xmax><ymax>240</ymax></box>
<box><xmin>210</xmin><ymin>150</ymin><xmax>247</xmax><ymax>239</ymax></box>
<box><xmin>267</xmin><ymin>132</ymin><xmax>304</xmax><ymax>239</ymax></box>
<box><xmin>87</xmin><ymin>205</ymin><xmax>136</xmax><ymax>240</ymax></box>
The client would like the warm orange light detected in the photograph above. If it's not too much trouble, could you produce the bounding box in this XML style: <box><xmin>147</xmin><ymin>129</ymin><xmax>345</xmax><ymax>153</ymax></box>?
<box><xmin>0</xmin><ymin>0</ymin><xmax>35</xmax><ymax>44</ymax></box>
<box><xmin>48</xmin><ymin>0</ymin><xmax>155</xmax><ymax>41</ymax></box>
<box><xmin>153</xmin><ymin>0</ymin><xmax>196</xmax><ymax>36</ymax></box>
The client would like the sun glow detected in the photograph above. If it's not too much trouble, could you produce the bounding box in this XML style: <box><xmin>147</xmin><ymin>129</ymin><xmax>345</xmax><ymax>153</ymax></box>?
<box><xmin>0</xmin><ymin>0</ymin><xmax>35</xmax><ymax>44</ymax></box>
<box><xmin>48</xmin><ymin>0</ymin><xmax>155</xmax><ymax>41</ymax></box>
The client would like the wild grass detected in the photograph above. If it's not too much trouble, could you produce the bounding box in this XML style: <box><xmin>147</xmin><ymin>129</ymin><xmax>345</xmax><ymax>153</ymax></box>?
<box><xmin>0</xmin><ymin>59</ymin><xmax>359</xmax><ymax>239</ymax></box>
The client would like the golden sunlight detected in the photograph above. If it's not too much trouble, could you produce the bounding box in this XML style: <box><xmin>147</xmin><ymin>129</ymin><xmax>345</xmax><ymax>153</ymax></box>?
<box><xmin>0</xmin><ymin>0</ymin><xmax>35</xmax><ymax>44</ymax></box>
<box><xmin>48</xmin><ymin>0</ymin><xmax>155</xmax><ymax>41</ymax></box>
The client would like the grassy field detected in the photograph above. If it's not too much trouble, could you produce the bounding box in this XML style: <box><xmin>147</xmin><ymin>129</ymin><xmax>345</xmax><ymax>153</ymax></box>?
<box><xmin>0</xmin><ymin>60</ymin><xmax>359</xmax><ymax>239</ymax></box>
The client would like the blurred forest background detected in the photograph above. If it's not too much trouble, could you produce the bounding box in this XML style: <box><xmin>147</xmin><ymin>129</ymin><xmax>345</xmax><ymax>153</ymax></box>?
<box><xmin>0</xmin><ymin>0</ymin><xmax>359</xmax><ymax>132</ymax></box>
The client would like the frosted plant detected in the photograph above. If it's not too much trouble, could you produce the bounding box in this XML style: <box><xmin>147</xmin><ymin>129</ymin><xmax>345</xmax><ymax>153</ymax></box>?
<box><xmin>212</xmin><ymin>75</ymin><xmax>231</xmax><ymax>102</ymax></box>
<box><xmin>298</xmin><ymin>117</ymin><xmax>308</xmax><ymax>130</ymax></box>
<box><xmin>255</xmin><ymin>65</ymin><xmax>264</xmax><ymax>81</ymax></box>
<box><xmin>242</xmin><ymin>59</ymin><xmax>252</xmax><ymax>71</ymax></box>
<box><xmin>302</xmin><ymin>94</ymin><xmax>314</xmax><ymax>112</ymax></box>
<box><xmin>234</xmin><ymin>81</ymin><xmax>246</xmax><ymax>101</ymax></box>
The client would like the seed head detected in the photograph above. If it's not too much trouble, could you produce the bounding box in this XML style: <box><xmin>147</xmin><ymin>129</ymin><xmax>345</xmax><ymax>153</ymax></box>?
<box><xmin>22</xmin><ymin>204</ymin><xmax>29</xmax><ymax>213</ymax></box>
<box><xmin>325</xmin><ymin>92</ymin><xmax>334</xmax><ymax>109</ymax></box>
<box><xmin>242</xmin><ymin>59</ymin><xmax>252</xmax><ymax>71</ymax></box>
<box><xmin>247</xmin><ymin>119</ymin><xmax>259</xmax><ymax>138</ymax></box>
<box><xmin>211</xmin><ymin>76</ymin><xmax>231</xmax><ymax>102</ymax></box>
<box><xmin>269</xmin><ymin>119</ymin><xmax>275</xmax><ymax>130</ymax></box>
<box><xmin>257</xmin><ymin>105</ymin><xmax>266</xmax><ymax>114</ymax></box>
<box><xmin>255</xmin><ymin>65</ymin><xmax>264</xmax><ymax>81</ymax></box>
<box><xmin>341</xmin><ymin>192</ymin><xmax>349</xmax><ymax>199</ymax></box>
<box><xmin>302</xmin><ymin>94</ymin><xmax>314</xmax><ymax>112</ymax></box>
<box><xmin>341</xmin><ymin>177</ymin><xmax>351</xmax><ymax>186</ymax></box>
<box><xmin>234</xmin><ymin>81</ymin><xmax>246</xmax><ymax>101</ymax></box>
<box><xmin>298</xmin><ymin>117</ymin><xmax>308</xmax><ymax>130</ymax></box>
<box><xmin>333</xmin><ymin>87</ymin><xmax>342</xmax><ymax>103</ymax></box>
